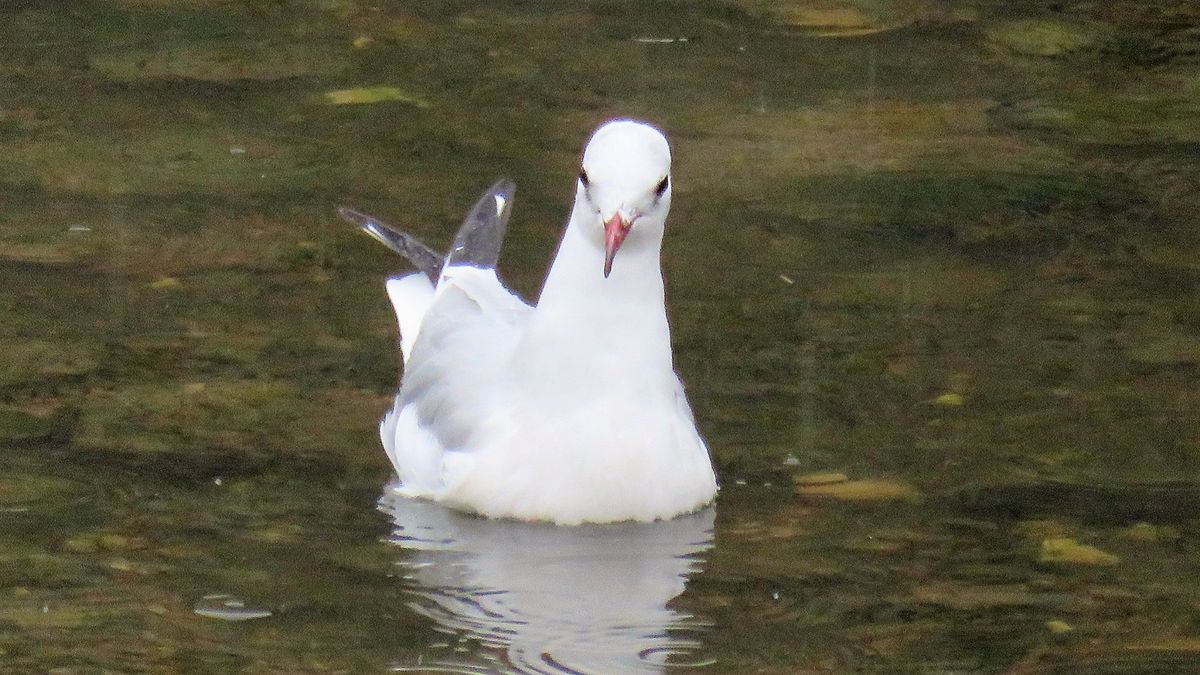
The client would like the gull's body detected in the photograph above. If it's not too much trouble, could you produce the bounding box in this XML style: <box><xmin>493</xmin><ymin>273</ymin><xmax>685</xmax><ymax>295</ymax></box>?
<box><xmin>360</xmin><ymin>120</ymin><xmax>717</xmax><ymax>525</ymax></box>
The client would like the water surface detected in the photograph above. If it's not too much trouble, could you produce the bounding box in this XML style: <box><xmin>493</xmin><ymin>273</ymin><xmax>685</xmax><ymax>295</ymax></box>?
<box><xmin>2</xmin><ymin>1</ymin><xmax>1199</xmax><ymax>672</ymax></box>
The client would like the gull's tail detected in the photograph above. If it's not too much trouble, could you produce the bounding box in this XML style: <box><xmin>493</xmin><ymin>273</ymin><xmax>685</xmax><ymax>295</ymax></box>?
<box><xmin>385</xmin><ymin>275</ymin><xmax>435</xmax><ymax>363</ymax></box>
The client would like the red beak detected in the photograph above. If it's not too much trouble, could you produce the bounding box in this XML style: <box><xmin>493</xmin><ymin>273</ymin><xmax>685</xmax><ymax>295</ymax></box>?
<box><xmin>603</xmin><ymin>213</ymin><xmax>631</xmax><ymax>278</ymax></box>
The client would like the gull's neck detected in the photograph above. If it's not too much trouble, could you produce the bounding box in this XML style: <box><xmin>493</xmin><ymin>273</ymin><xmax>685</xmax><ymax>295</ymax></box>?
<box><xmin>519</xmin><ymin>200</ymin><xmax>673</xmax><ymax>392</ymax></box>
<box><xmin>539</xmin><ymin>202</ymin><xmax>665</xmax><ymax>312</ymax></box>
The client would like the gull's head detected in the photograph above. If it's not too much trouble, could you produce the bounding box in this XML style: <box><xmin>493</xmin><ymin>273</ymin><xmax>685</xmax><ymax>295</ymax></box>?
<box><xmin>576</xmin><ymin>120</ymin><xmax>672</xmax><ymax>278</ymax></box>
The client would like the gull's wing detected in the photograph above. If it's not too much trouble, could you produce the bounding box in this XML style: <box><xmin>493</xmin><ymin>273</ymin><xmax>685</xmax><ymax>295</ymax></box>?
<box><xmin>443</xmin><ymin>178</ymin><xmax>515</xmax><ymax>273</ymax></box>
<box><xmin>338</xmin><ymin>178</ymin><xmax>515</xmax><ymax>283</ymax></box>
<box><xmin>396</xmin><ymin>180</ymin><xmax>526</xmax><ymax>453</ymax></box>
<box><xmin>394</xmin><ymin>267</ymin><xmax>531</xmax><ymax>457</ymax></box>
<box><xmin>337</xmin><ymin>207</ymin><xmax>444</xmax><ymax>283</ymax></box>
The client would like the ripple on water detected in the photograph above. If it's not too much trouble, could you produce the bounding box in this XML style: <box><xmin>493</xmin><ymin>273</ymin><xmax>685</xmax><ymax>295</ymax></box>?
<box><xmin>192</xmin><ymin>593</ymin><xmax>272</xmax><ymax>622</ymax></box>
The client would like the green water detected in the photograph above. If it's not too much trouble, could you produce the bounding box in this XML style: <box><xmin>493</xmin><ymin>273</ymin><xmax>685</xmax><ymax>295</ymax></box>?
<box><xmin>2</xmin><ymin>1</ymin><xmax>1200</xmax><ymax>672</ymax></box>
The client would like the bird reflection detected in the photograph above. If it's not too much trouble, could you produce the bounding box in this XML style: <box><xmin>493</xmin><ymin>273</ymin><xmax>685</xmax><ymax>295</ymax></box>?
<box><xmin>380</xmin><ymin>492</ymin><xmax>715</xmax><ymax>674</ymax></box>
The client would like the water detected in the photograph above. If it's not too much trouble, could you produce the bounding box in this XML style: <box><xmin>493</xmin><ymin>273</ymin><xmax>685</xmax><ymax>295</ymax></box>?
<box><xmin>2</xmin><ymin>1</ymin><xmax>1199</xmax><ymax>671</ymax></box>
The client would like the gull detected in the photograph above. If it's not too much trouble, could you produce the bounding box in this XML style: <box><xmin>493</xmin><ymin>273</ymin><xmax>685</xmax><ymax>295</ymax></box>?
<box><xmin>340</xmin><ymin>120</ymin><xmax>717</xmax><ymax>525</ymax></box>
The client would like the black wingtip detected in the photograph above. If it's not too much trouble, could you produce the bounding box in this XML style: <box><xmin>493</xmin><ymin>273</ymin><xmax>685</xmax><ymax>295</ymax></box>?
<box><xmin>444</xmin><ymin>178</ymin><xmax>517</xmax><ymax>271</ymax></box>
<box><xmin>336</xmin><ymin>205</ymin><xmax>445</xmax><ymax>282</ymax></box>
<box><xmin>336</xmin><ymin>206</ymin><xmax>374</xmax><ymax>230</ymax></box>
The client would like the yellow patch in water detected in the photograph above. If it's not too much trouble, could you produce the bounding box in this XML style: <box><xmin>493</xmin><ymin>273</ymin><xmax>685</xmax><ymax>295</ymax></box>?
<box><xmin>1124</xmin><ymin>522</ymin><xmax>1181</xmax><ymax>543</ymax></box>
<box><xmin>1046</xmin><ymin>619</ymin><xmax>1074</xmax><ymax>634</ymax></box>
<box><xmin>149</xmin><ymin>277</ymin><xmax>180</xmax><ymax>290</ymax></box>
<box><xmin>767</xmin><ymin>7</ymin><xmax>916</xmax><ymax>38</ymax></box>
<box><xmin>793</xmin><ymin>471</ymin><xmax>848</xmax><ymax>486</ymax></box>
<box><xmin>1039</xmin><ymin>537</ymin><xmax>1119</xmax><ymax>565</ymax></box>
<box><xmin>777</xmin><ymin>7</ymin><xmax>870</xmax><ymax>29</ymax></box>
<box><xmin>933</xmin><ymin>392</ymin><xmax>964</xmax><ymax>406</ymax></box>
<box><xmin>795</xmin><ymin>478</ymin><xmax>919</xmax><ymax>501</ymax></box>
<box><xmin>324</xmin><ymin>87</ymin><xmax>431</xmax><ymax>107</ymax></box>
<box><xmin>97</xmin><ymin>534</ymin><xmax>134</xmax><ymax>551</ymax></box>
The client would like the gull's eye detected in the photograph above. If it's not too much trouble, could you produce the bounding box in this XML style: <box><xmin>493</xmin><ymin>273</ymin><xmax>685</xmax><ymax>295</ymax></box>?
<box><xmin>579</xmin><ymin>170</ymin><xmax>589</xmax><ymax>188</ymax></box>
<box><xmin>655</xmin><ymin>175</ymin><xmax>669</xmax><ymax>197</ymax></box>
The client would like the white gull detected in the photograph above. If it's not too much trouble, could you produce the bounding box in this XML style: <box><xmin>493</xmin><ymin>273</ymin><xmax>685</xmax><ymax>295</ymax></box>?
<box><xmin>342</xmin><ymin>119</ymin><xmax>718</xmax><ymax>524</ymax></box>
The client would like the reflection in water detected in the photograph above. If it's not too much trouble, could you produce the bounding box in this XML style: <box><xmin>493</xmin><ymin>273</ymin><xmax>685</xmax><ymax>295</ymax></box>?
<box><xmin>380</xmin><ymin>493</ymin><xmax>715</xmax><ymax>674</ymax></box>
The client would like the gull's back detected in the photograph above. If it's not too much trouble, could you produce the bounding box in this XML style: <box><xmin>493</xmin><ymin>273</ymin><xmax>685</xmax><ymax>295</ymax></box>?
<box><xmin>384</xmin><ymin>265</ymin><xmax>531</xmax><ymax>492</ymax></box>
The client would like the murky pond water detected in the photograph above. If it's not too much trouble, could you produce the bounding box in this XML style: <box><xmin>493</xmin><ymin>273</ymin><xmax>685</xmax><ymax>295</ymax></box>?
<box><xmin>3</xmin><ymin>0</ymin><xmax>1200</xmax><ymax>672</ymax></box>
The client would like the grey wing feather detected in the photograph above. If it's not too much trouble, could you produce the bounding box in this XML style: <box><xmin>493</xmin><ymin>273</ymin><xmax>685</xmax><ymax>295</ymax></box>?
<box><xmin>338</xmin><ymin>178</ymin><xmax>515</xmax><ymax>284</ymax></box>
<box><xmin>337</xmin><ymin>207</ymin><xmax>445</xmax><ymax>283</ymax></box>
<box><xmin>444</xmin><ymin>179</ymin><xmax>515</xmax><ymax>272</ymax></box>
